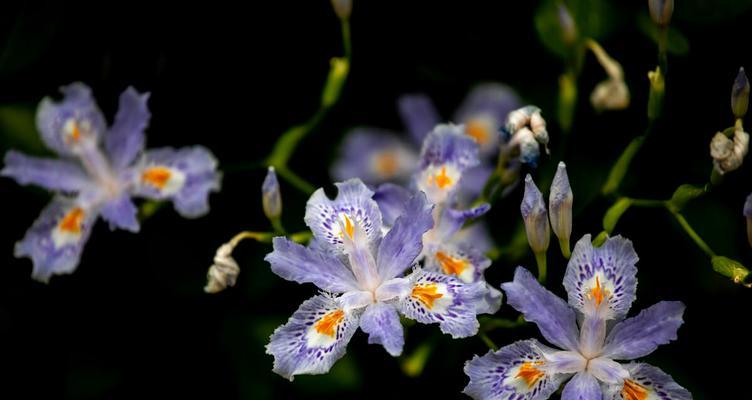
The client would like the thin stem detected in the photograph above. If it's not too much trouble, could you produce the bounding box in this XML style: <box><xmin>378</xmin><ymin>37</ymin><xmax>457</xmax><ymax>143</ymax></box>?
<box><xmin>270</xmin><ymin>218</ymin><xmax>286</xmax><ymax>235</ymax></box>
<box><xmin>534</xmin><ymin>251</ymin><xmax>547</xmax><ymax>283</ymax></box>
<box><xmin>670</xmin><ymin>211</ymin><xmax>716</xmax><ymax>257</ymax></box>
<box><xmin>629</xmin><ymin>198</ymin><xmax>665</xmax><ymax>207</ymax></box>
<box><xmin>479</xmin><ymin>332</ymin><xmax>498</xmax><ymax>351</ymax></box>
<box><xmin>341</xmin><ymin>19</ymin><xmax>352</xmax><ymax>60</ymax></box>
<box><xmin>275</xmin><ymin>165</ymin><xmax>316</xmax><ymax>195</ymax></box>
<box><xmin>229</xmin><ymin>231</ymin><xmax>274</xmax><ymax>247</ymax></box>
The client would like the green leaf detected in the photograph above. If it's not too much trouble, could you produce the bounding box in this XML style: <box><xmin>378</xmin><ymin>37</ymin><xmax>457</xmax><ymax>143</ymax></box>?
<box><xmin>603</xmin><ymin>198</ymin><xmax>632</xmax><ymax>233</ymax></box>
<box><xmin>637</xmin><ymin>14</ymin><xmax>690</xmax><ymax>56</ymax></box>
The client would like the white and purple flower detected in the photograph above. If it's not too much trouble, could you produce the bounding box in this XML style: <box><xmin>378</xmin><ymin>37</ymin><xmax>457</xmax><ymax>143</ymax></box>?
<box><xmin>464</xmin><ymin>235</ymin><xmax>691</xmax><ymax>400</ymax></box>
<box><xmin>1</xmin><ymin>83</ymin><xmax>221</xmax><ymax>282</ymax></box>
<box><xmin>264</xmin><ymin>179</ymin><xmax>487</xmax><ymax>380</ymax></box>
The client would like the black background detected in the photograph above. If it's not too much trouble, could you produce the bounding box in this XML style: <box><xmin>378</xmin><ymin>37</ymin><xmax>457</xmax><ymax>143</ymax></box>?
<box><xmin>2</xmin><ymin>1</ymin><xmax>752</xmax><ymax>398</ymax></box>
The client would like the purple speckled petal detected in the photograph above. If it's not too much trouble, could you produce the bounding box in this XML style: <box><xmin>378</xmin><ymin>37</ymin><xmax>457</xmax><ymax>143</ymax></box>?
<box><xmin>398</xmin><ymin>270</ymin><xmax>484</xmax><ymax>338</ymax></box>
<box><xmin>501</xmin><ymin>267</ymin><xmax>580</xmax><ymax>351</ymax></box>
<box><xmin>36</xmin><ymin>82</ymin><xmax>107</xmax><ymax>156</ymax></box>
<box><xmin>14</xmin><ymin>197</ymin><xmax>98</xmax><ymax>283</ymax></box>
<box><xmin>304</xmin><ymin>179</ymin><xmax>383</xmax><ymax>253</ymax></box>
<box><xmin>602</xmin><ymin>301</ymin><xmax>685</xmax><ymax>360</ymax></box>
<box><xmin>266</xmin><ymin>294</ymin><xmax>359</xmax><ymax>381</ymax></box>
<box><xmin>603</xmin><ymin>363</ymin><xmax>692</xmax><ymax>400</ymax></box>
<box><xmin>265</xmin><ymin>237</ymin><xmax>358</xmax><ymax>293</ymax></box>
<box><xmin>359</xmin><ymin>302</ymin><xmax>404</xmax><ymax>356</ymax></box>
<box><xmin>561</xmin><ymin>371</ymin><xmax>603</xmax><ymax>400</ymax></box>
<box><xmin>463</xmin><ymin>339</ymin><xmax>568</xmax><ymax>400</ymax></box>
<box><xmin>372</xmin><ymin>182</ymin><xmax>412</xmax><ymax>227</ymax></box>
<box><xmin>397</xmin><ymin>94</ymin><xmax>441</xmax><ymax>145</ymax></box>
<box><xmin>563</xmin><ymin>235</ymin><xmax>639</xmax><ymax>320</ymax></box>
<box><xmin>105</xmin><ymin>87</ymin><xmax>150</xmax><ymax>170</ymax></box>
<box><xmin>2</xmin><ymin>150</ymin><xmax>91</xmax><ymax>192</ymax></box>
<box><xmin>331</xmin><ymin>128</ymin><xmax>418</xmax><ymax>185</ymax></box>
<box><xmin>377</xmin><ymin>191</ymin><xmax>433</xmax><ymax>280</ymax></box>
<box><xmin>100</xmin><ymin>193</ymin><xmax>140</xmax><ymax>232</ymax></box>
<box><xmin>131</xmin><ymin>146</ymin><xmax>221</xmax><ymax>218</ymax></box>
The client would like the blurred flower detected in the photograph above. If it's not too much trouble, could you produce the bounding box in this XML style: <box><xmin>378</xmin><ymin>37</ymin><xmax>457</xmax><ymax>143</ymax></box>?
<box><xmin>330</xmin><ymin>0</ymin><xmax>352</xmax><ymax>20</ymax></box>
<box><xmin>587</xmin><ymin>40</ymin><xmax>630</xmax><ymax>112</ymax></box>
<box><xmin>204</xmin><ymin>243</ymin><xmax>240</xmax><ymax>293</ymax></box>
<box><xmin>464</xmin><ymin>235</ymin><xmax>690</xmax><ymax>400</ymax></box>
<box><xmin>648</xmin><ymin>0</ymin><xmax>674</xmax><ymax>26</ymax></box>
<box><xmin>557</xmin><ymin>3</ymin><xmax>577</xmax><ymax>46</ymax></box>
<box><xmin>265</xmin><ymin>179</ymin><xmax>487</xmax><ymax>380</ymax></box>
<box><xmin>1</xmin><ymin>83</ymin><xmax>221</xmax><ymax>282</ymax></box>
<box><xmin>745</xmin><ymin>193</ymin><xmax>752</xmax><ymax>248</ymax></box>
<box><xmin>710</xmin><ymin>126</ymin><xmax>749</xmax><ymax>174</ymax></box>
<box><xmin>521</xmin><ymin>175</ymin><xmax>550</xmax><ymax>255</ymax></box>
<box><xmin>549</xmin><ymin>162</ymin><xmax>573</xmax><ymax>255</ymax></box>
<box><xmin>262</xmin><ymin>167</ymin><xmax>282</xmax><ymax>220</ymax></box>
<box><xmin>732</xmin><ymin>67</ymin><xmax>750</xmax><ymax>119</ymax></box>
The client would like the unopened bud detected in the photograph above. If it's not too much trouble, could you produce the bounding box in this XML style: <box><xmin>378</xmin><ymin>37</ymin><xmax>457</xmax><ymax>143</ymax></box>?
<box><xmin>557</xmin><ymin>4</ymin><xmax>577</xmax><ymax>46</ymax></box>
<box><xmin>262</xmin><ymin>167</ymin><xmax>282</xmax><ymax>220</ymax></box>
<box><xmin>648</xmin><ymin>0</ymin><xmax>674</xmax><ymax>26</ymax></box>
<box><xmin>521</xmin><ymin>175</ymin><xmax>550</xmax><ymax>254</ymax></box>
<box><xmin>205</xmin><ymin>243</ymin><xmax>240</xmax><ymax>293</ymax></box>
<box><xmin>549</xmin><ymin>162</ymin><xmax>573</xmax><ymax>257</ymax></box>
<box><xmin>732</xmin><ymin>67</ymin><xmax>750</xmax><ymax>119</ymax></box>
<box><xmin>321</xmin><ymin>57</ymin><xmax>350</xmax><ymax>108</ymax></box>
<box><xmin>647</xmin><ymin>66</ymin><xmax>665</xmax><ymax>120</ymax></box>
<box><xmin>330</xmin><ymin>0</ymin><xmax>352</xmax><ymax>20</ymax></box>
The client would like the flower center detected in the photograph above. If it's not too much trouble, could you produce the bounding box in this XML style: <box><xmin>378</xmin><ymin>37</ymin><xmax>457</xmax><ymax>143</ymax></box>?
<box><xmin>588</xmin><ymin>275</ymin><xmax>609</xmax><ymax>307</ymax></box>
<box><xmin>515</xmin><ymin>361</ymin><xmax>545</xmax><ymax>388</ymax></box>
<box><xmin>313</xmin><ymin>310</ymin><xmax>345</xmax><ymax>337</ymax></box>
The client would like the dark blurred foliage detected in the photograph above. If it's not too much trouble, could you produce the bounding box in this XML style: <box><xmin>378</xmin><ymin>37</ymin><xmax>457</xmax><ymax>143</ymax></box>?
<box><xmin>2</xmin><ymin>1</ymin><xmax>752</xmax><ymax>398</ymax></box>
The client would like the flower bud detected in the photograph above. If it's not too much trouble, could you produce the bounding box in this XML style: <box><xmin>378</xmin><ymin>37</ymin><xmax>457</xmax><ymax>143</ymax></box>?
<box><xmin>744</xmin><ymin>193</ymin><xmax>752</xmax><ymax>248</ymax></box>
<box><xmin>648</xmin><ymin>0</ymin><xmax>674</xmax><ymax>26</ymax></box>
<box><xmin>321</xmin><ymin>57</ymin><xmax>350</xmax><ymax>108</ymax></box>
<box><xmin>521</xmin><ymin>174</ymin><xmax>550</xmax><ymax>254</ymax></box>
<box><xmin>262</xmin><ymin>166</ymin><xmax>282</xmax><ymax>220</ymax></box>
<box><xmin>647</xmin><ymin>66</ymin><xmax>665</xmax><ymax>120</ymax></box>
<box><xmin>711</xmin><ymin>127</ymin><xmax>750</xmax><ymax>174</ymax></box>
<box><xmin>549</xmin><ymin>162</ymin><xmax>573</xmax><ymax>257</ymax></box>
<box><xmin>732</xmin><ymin>67</ymin><xmax>750</xmax><ymax>119</ymax></box>
<box><xmin>557</xmin><ymin>4</ymin><xmax>577</xmax><ymax>46</ymax></box>
<box><xmin>205</xmin><ymin>243</ymin><xmax>240</xmax><ymax>293</ymax></box>
<box><xmin>330</xmin><ymin>0</ymin><xmax>352</xmax><ymax>20</ymax></box>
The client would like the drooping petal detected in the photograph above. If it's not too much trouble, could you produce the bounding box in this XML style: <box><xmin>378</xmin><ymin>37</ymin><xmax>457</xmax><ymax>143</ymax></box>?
<box><xmin>561</xmin><ymin>372</ymin><xmax>603</xmax><ymax>400</ymax></box>
<box><xmin>304</xmin><ymin>179</ymin><xmax>383</xmax><ymax>253</ymax></box>
<box><xmin>463</xmin><ymin>339</ymin><xmax>569</xmax><ymax>400</ymax></box>
<box><xmin>372</xmin><ymin>182</ymin><xmax>411</xmax><ymax>227</ymax></box>
<box><xmin>266</xmin><ymin>294</ymin><xmax>359</xmax><ymax>380</ymax></box>
<box><xmin>501</xmin><ymin>267</ymin><xmax>580</xmax><ymax>351</ymax></box>
<box><xmin>563</xmin><ymin>234</ymin><xmax>638</xmax><ymax>320</ymax></box>
<box><xmin>398</xmin><ymin>269</ymin><xmax>483</xmax><ymax>338</ymax></box>
<box><xmin>265</xmin><ymin>237</ymin><xmax>358</xmax><ymax>293</ymax></box>
<box><xmin>397</xmin><ymin>93</ymin><xmax>441</xmax><ymax>144</ymax></box>
<box><xmin>14</xmin><ymin>197</ymin><xmax>98</xmax><ymax>283</ymax></box>
<box><xmin>330</xmin><ymin>128</ymin><xmax>418</xmax><ymax>185</ymax></box>
<box><xmin>376</xmin><ymin>191</ymin><xmax>434</xmax><ymax>280</ymax></box>
<box><xmin>454</xmin><ymin>83</ymin><xmax>521</xmax><ymax>157</ymax></box>
<box><xmin>1</xmin><ymin>150</ymin><xmax>91</xmax><ymax>192</ymax></box>
<box><xmin>99</xmin><ymin>193</ymin><xmax>140</xmax><ymax>232</ymax></box>
<box><xmin>602</xmin><ymin>301</ymin><xmax>685</xmax><ymax>360</ymax></box>
<box><xmin>105</xmin><ymin>87</ymin><xmax>150</xmax><ymax>170</ymax></box>
<box><xmin>603</xmin><ymin>363</ymin><xmax>692</xmax><ymax>400</ymax></box>
<box><xmin>359</xmin><ymin>302</ymin><xmax>404</xmax><ymax>356</ymax></box>
<box><xmin>36</xmin><ymin>82</ymin><xmax>107</xmax><ymax>156</ymax></box>
<box><xmin>131</xmin><ymin>146</ymin><xmax>221</xmax><ymax>218</ymax></box>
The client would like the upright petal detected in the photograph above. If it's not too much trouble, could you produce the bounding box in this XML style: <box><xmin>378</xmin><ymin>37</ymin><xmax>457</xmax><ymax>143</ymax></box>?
<box><xmin>397</xmin><ymin>94</ymin><xmax>441</xmax><ymax>144</ymax></box>
<box><xmin>266</xmin><ymin>294</ymin><xmax>359</xmax><ymax>380</ymax></box>
<box><xmin>463</xmin><ymin>339</ymin><xmax>569</xmax><ymax>400</ymax></box>
<box><xmin>99</xmin><ymin>193</ymin><xmax>140</xmax><ymax>232</ymax></box>
<box><xmin>14</xmin><ymin>198</ymin><xmax>98</xmax><ymax>282</ymax></box>
<box><xmin>501</xmin><ymin>267</ymin><xmax>580</xmax><ymax>351</ymax></box>
<box><xmin>36</xmin><ymin>83</ymin><xmax>107</xmax><ymax>156</ymax></box>
<box><xmin>304</xmin><ymin>179</ymin><xmax>383</xmax><ymax>253</ymax></box>
<box><xmin>359</xmin><ymin>303</ymin><xmax>404</xmax><ymax>356</ymax></box>
<box><xmin>602</xmin><ymin>301</ymin><xmax>685</xmax><ymax>360</ymax></box>
<box><xmin>105</xmin><ymin>87</ymin><xmax>150</xmax><ymax>170</ymax></box>
<box><xmin>419</xmin><ymin>124</ymin><xmax>480</xmax><ymax>171</ymax></box>
<box><xmin>265</xmin><ymin>237</ymin><xmax>358</xmax><ymax>293</ymax></box>
<box><xmin>432</xmin><ymin>203</ymin><xmax>490</xmax><ymax>243</ymax></box>
<box><xmin>131</xmin><ymin>146</ymin><xmax>221</xmax><ymax>218</ymax></box>
<box><xmin>372</xmin><ymin>182</ymin><xmax>411</xmax><ymax>227</ymax></box>
<box><xmin>376</xmin><ymin>191</ymin><xmax>434</xmax><ymax>280</ymax></box>
<box><xmin>561</xmin><ymin>372</ymin><xmax>603</xmax><ymax>400</ymax></box>
<box><xmin>603</xmin><ymin>363</ymin><xmax>692</xmax><ymax>400</ymax></box>
<box><xmin>398</xmin><ymin>270</ymin><xmax>483</xmax><ymax>338</ymax></box>
<box><xmin>2</xmin><ymin>150</ymin><xmax>91</xmax><ymax>192</ymax></box>
<box><xmin>330</xmin><ymin>128</ymin><xmax>418</xmax><ymax>184</ymax></box>
<box><xmin>564</xmin><ymin>235</ymin><xmax>638</xmax><ymax>320</ymax></box>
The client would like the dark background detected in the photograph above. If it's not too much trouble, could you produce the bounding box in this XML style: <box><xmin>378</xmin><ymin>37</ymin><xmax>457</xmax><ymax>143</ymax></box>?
<box><xmin>1</xmin><ymin>1</ymin><xmax>751</xmax><ymax>398</ymax></box>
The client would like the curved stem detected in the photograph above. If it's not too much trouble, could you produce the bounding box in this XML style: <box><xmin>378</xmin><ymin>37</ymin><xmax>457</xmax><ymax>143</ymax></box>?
<box><xmin>670</xmin><ymin>211</ymin><xmax>716</xmax><ymax>257</ymax></box>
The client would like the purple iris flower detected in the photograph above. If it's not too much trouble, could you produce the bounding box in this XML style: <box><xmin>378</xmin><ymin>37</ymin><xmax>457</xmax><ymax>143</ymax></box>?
<box><xmin>1</xmin><ymin>83</ymin><xmax>221</xmax><ymax>282</ymax></box>
<box><xmin>264</xmin><ymin>179</ymin><xmax>487</xmax><ymax>380</ymax></box>
<box><xmin>463</xmin><ymin>235</ymin><xmax>690</xmax><ymax>400</ymax></box>
<box><xmin>331</xmin><ymin>83</ymin><xmax>520</xmax><ymax>195</ymax></box>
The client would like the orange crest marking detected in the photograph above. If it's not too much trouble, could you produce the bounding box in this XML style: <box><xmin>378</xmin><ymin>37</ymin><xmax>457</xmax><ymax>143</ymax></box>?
<box><xmin>465</xmin><ymin>120</ymin><xmax>489</xmax><ymax>145</ymax></box>
<box><xmin>142</xmin><ymin>167</ymin><xmax>173</xmax><ymax>189</ymax></box>
<box><xmin>59</xmin><ymin>207</ymin><xmax>85</xmax><ymax>233</ymax></box>
<box><xmin>436</xmin><ymin>251</ymin><xmax>468</xmax><ymax>276</ymax></box>
<box><xmin>314</xmin><ymin>310</ymin><xmax>345</xmax><ymax>337</ymax></box>
<box><xmin>375</xmin><ymin>151</ymin><xmax>399</xmax><ymax>178</ymax></box>
<box><xmin>411</xmin><ymin>284</ymin><xmax>443</xmax><ymax>309</ymax></box>
<box><xmin>621</xmin><ymin>379</ymin><xmax>649</xmax><ymax>400</ymax></box>
<box><xmin>434</xmin><ymin>166</ymin><xmax>452</xmax><ymax>189</ymax></box>
<box><xmin>589</xmin><ymin>276</ymin><xmax>609</xmax><ymax>307</ymax></box>
<box><xmin>515</xmin><ymin>361</ymin><xmax>545</xmax><ymax>388</ymax></box>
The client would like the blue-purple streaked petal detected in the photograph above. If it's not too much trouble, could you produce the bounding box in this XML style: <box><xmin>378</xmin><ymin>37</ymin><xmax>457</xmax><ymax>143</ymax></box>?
<box><xmin>377</xmin><ymin>191</ymin><xmax>434</xmax><ymax>280</ymax></box>
<box><xmin>105</xmin><ymin>87</ymin><xmax>150</xmax><ymax>170</ymax></box>
<box><xmin>602</xmin><ymin>301</ymin><xmax>685</xmax><ymax>360</ymax></box>
<box><xmin>372</xmin><ymin>182</ymin><xmax>411</xmax><ymax>227</ymax></box>
<box><xmin>265</xmin><ymin>237</ymin><xmax>358</xmax><ymax>293</ymax></box>
<box><xmin>359</xmin><ymin>302</ymin><xmax>404</xmax><ymax>356</ymax></box>
<box><xmin>561</xmin><ymin>371</ymin><xmax>603</xmax><ymax>400</ymax></box>
<box><xmin>501</xmin><ymin>267</ymin><xmax>580</xmax><ymax>351</ymax></box>
<box><xmin>1</xmin><ymin>150</ymin><xmax>91</xmax><ymax>192</ymax></box>
<box><xmin>100</xmin><ymin>193</ymin><xmax>140</xmax><ymax>232</ymax></box>
<box><xmin>397</xmin><ymin>94</ymin><xmax>441</xmax><ymax>145</ymax></box>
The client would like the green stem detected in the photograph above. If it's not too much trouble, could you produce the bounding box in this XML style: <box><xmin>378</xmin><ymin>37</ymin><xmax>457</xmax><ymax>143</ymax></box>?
<box><xmin>629</xmin><ymin>198</ymin><xmax>665</xmax><ymax>207</ymax></box>
<box><xmin>275</xmin><ymin>165</ymin><xmax>316</xmax><ymax>195</ymax></box>
<box><xmin>341</xmin><ymin>19</ymin><xmax>352</xmax><ymax>60</ymax></box>
<box><xmin>270</xmin><ymin>218</ymin><xmax>286</xmax><ymax>235</ymax></box>
<box><xmin>670</xmin><ymin>211</ymin><xmax>716</xmax><ymax>257</ymax></box>
<box><xmin>534</xmin><ymin>251</ymin><xmax>547</xmax><ymax>283</ymax></box>
<box><xmin>602</xmin><ymin>133</ymin><xmax>648</xmax><ymax>196</ymax></box>
<box><xmin>479</xmin><ymin>332</ymin><xmax>498</xmax><ymax>351</ymax></box>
